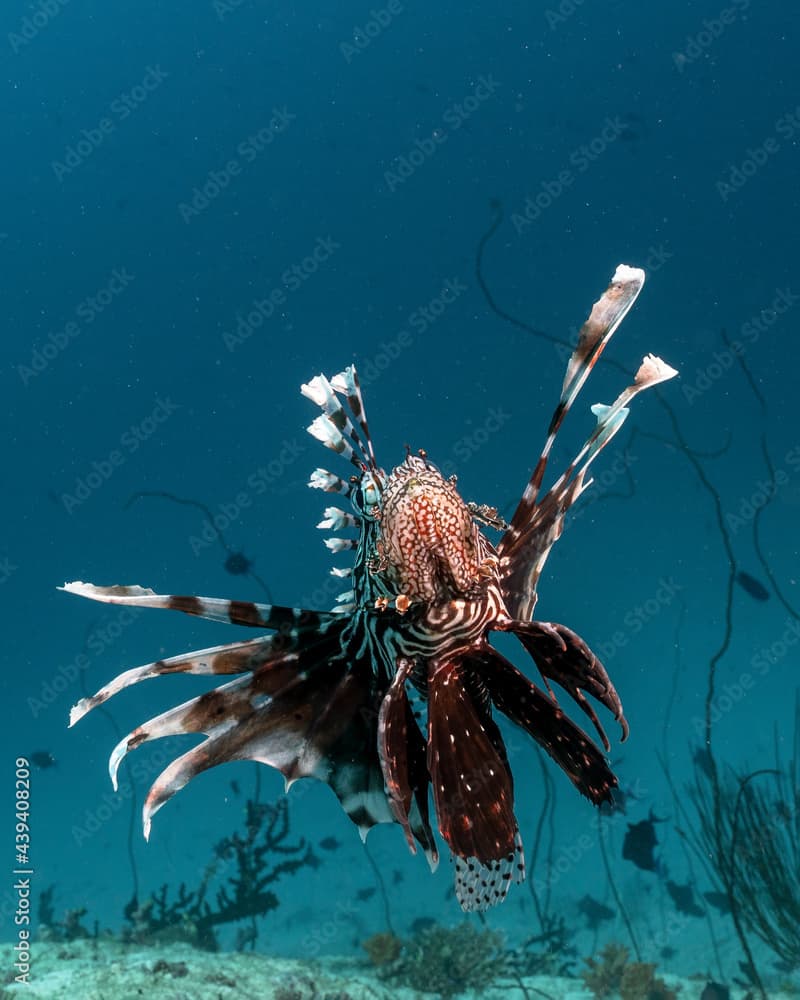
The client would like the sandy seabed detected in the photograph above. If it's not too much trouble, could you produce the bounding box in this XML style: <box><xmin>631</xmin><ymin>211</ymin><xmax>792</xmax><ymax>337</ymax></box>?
<box><xmin>2</xmin><ymin>939</ymin><xmax>793</xmax><ymax>1000</ymax></box>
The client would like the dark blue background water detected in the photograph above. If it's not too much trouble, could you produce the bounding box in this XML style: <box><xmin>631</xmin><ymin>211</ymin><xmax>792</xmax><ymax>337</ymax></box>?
<box><xmin>3</xmin><ymin>0</ymin><xmax>799</xmax><ymax>979</ymax></box>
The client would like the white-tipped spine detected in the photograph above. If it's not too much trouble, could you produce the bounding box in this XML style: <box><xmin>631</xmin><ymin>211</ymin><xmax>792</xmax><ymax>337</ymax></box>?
<box><xmin>316</xmin><ymin>507</ymin><xmax>358</xmax><ymax>530</ymax></box>
<box><xmin>324</xmin><ymin>537</ymin><xmax>356</xmax><ymax>553</ymax></box>
<box><xmin>306</xmin><ymin>415</ymin><xmax>353</xmax><ymax>459</ymax></box>
<box><xmin>300</xmin><ymin>374</ymin><xmax>337</xmax><ymax>410</ymax></box>
<box><xmin>308</xmin><ymin>468</ymin><xmax>344</xmax><ymax>492</ymax></box>
<box><xmin>634</xmin><ymin>353</ymin><xmax>678</xmax><ymax>388</ymax></box>
<box><xmin>612</xmin><ymin>264</ymin><xmax>645</xmax><ymax>286</ymax></box>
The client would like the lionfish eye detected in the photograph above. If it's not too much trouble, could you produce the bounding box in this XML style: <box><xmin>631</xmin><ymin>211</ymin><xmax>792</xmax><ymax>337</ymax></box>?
<box><xmin>352</xmin><ymin>471</ymin><xmax>381</xmax><ymax>518</ymax></box>
<box><xmin>363</xmin><ymin>480</ymin><xmax>380</xmax><ymax>506</ymax></box>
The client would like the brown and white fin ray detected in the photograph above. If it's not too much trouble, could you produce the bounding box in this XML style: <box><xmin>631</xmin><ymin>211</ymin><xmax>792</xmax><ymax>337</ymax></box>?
<box><xmin>59</xmin><ymin>581</ymin><xmax>336</xmax><ymax>632</ymax></box>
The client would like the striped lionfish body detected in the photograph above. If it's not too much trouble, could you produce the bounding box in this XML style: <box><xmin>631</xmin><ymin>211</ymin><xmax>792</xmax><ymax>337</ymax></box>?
<box><xmin>62</xmin><ymin>265</ymin><xmax>677</xmax><ymax>911</ymax></box>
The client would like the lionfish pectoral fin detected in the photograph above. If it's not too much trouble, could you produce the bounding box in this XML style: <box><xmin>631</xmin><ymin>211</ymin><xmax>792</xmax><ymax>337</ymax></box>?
<box><xmin>59</xmin><ymin>581</ymin><xmax>337</xmax><ymax>632</ymax></box>
<box><xmin>378</xmin><ymin>658</ymin><xmax>438</xmax><ymax>870</ymax></box>
<box><xmin>96</xmin><ymin>630</ymin><xmax>345</xmax><ymax>834</ymax></box>
<box><xmin>477</xmin><ymin>644</ymin><xmax>619</xmax><ymax>806</ymax></box>
<box><xmin>505</xmin><ymin>620</ymin><xmax>629</xmax><ymax>750</ymax></box>
<box><xmin>68</xmin><ymin>610</ymin><xmax>423</xmax><ymax>846</ymax></box>
<box><xmin>294</xmin><ymin>659</ymin><xmax>406</xmax><ymax>847</ymax></box>
<box><xmin>426</xmin><ymin>656</ymin><xmax>523</xmax><ymax>910</ymax></box>
<box><xmin>69</xmin><ymin>633</ymin><xmax>301</xmax><ymax>726</ymax></box>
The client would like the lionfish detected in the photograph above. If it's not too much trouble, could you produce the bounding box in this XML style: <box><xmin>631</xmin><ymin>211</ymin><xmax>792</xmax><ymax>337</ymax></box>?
<box><xmin>62</xmin><ymin>265</ymin><xmax>677</xmax><ymax>911</ymax></box>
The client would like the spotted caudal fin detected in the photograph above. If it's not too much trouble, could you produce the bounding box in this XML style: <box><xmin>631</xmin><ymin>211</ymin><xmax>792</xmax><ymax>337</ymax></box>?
<box><xmin>473</xmin><ymin>643</ymin><xmax>620</xmax><ymax>806</ymax></box>
<box><xmin>425</xmin><ymin>655</ymin><xmax>525</xmax><ymax>911</ymax></box>
<box><xmin>498</xmin><ymin>264</ymin><xmax>677</xmax><ymax>620</ymax></box>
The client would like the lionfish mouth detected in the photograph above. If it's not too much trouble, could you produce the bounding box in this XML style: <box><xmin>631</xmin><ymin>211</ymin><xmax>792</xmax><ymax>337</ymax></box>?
<box><xmin>61</xmin><ymin>265</ymin><xmax>677</xmax><ymax>912</ymax></box>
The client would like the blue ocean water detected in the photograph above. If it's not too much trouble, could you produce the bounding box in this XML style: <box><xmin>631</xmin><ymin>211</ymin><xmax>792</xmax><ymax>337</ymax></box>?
<box><xmin>3</xmin><ymin>0</ymin><xmax>800</xmax><ymax>992</ymax></box>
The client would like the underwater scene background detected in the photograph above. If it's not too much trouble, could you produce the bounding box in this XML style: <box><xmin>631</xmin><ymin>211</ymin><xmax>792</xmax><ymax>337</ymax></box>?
<box><xmin>3</xmin><ymin>1</ymin><xmax>800</xmax><ymax>997</ymax></box>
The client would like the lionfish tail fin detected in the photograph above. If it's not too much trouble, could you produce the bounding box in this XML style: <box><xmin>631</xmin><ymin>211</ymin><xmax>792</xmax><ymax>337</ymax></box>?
<box><xmin>454</xmin><ymin>830</ymin><xmax>525</xmax><ymax>913</ymax></box>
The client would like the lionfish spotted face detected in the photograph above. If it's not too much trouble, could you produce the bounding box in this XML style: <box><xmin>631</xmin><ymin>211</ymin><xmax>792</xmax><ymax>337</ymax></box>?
<box><xmin>61</xmin><ymin>265</ymin><xmax>677</xmax><ymax>912</ymax></box>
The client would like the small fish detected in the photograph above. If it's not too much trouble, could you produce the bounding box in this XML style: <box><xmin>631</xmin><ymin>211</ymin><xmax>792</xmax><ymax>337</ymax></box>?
<box><xmin>622</xmin><ymin>809</ymin><xmax>665</xmax><ymax>873</ymax></box>
<box><xmin>774</xmin><ymin>800</ymin><xmax>793</xmax><ymax>822</ymax></box>
<box><xmin>620</xmin><ymin>112</ymin><xmax>648</xmax><ymax>142</ymax></box>
<box><xmin>391</xmin><ymin>869</ymin><xmax>404</xmax><ymax>885</ymax></box>
<box><xmin>319</xmin><ymin>836</ymin><xmax>342</xmax><ymax>852</ymax></box>
<box><xmin>735</xmin><ymin>570</ymin><xmax>770</xmax><ymax>602</ymax></box>
<box><xmin>665</xmin><ymin>879</ymin><xmax>704</xmax><ymax>917</ymax></box>
<box><xmin>599</xmin><ymin>777</ymin><xmax>643</xmax><ymax>816</ymax></box>
<box><xmin>229</xmin><ymin>779</ymin><xmax>241</xmax><ymax>796</ymax></box>
<box><xmin>703</xmin><ymin>890</ymin><xmax>731</xmax><ymax>914</ymax></box>
<box><xmin>701</xmin><ymin>983</ymin><xmax>730</xmax><ymax>1000</ymax></box>
<box><xmin>224</xmin><ymin>550</ymin><xmax>254</xmax><ymax>576</ymax></box>
<box><xmin>692</xmin><ymin>746</ymin><xmax>714</xmax><ymax>779</ymax></box>
<box><xmin>355</xmin><ymin>887</ymin><xmax>376</xmax><ymax>902</ymax></box>
<box><xmin>577</xmin><ymin>894</ymin><xmax>614</xmax><ymax>928</ymax></box>
<box><xmin>30</xmin><ymin>751</ymin><xmax>57</xmax><ymax>770</ymax></box>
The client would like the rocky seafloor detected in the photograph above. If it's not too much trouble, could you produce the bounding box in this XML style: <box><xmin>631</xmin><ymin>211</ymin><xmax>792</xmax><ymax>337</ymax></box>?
<box><xmin>2</xmin><ymin>939</ymin><xmax>795</xmax><ymax>1000</ymax></box>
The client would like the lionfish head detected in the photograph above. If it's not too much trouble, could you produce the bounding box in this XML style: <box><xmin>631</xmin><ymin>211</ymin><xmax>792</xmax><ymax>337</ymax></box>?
<box><xmin>377</xmin><ymin>450</ymin><xmax>491</xmax><ymax>605</ymax></box>
<box><xmin>348</xmin><ymin>465</ymin><xmax>384</xmax><ymax>522</ymax></box>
